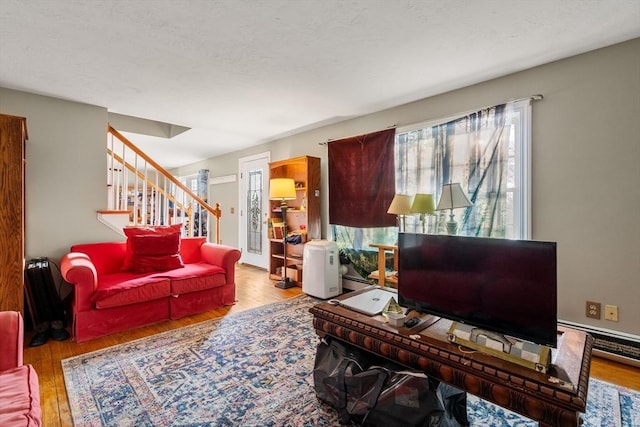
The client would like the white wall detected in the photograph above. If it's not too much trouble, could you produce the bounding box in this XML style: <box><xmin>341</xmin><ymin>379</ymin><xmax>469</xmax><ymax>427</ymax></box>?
<box><xmin>0</xmin><ymin>89</ymin><xmax>121</xmax><ymax>259</ymax></box>
<box><xmin>1</xmin><ymin>38</ymin><xmax>638</xmax><ymax>335</ymax></box>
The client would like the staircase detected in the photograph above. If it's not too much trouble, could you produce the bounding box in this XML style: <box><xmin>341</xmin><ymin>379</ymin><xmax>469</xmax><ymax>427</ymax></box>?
<box><xmin>99</xmin><ymin>125</ymin><xmax>222</xmax><ymax>243</ymax></box>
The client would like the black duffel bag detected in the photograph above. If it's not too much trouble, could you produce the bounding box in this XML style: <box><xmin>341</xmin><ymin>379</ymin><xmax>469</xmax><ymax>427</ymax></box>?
<box><xmin>313</xmin><ymin>337</ymin><xmax>467</xmax><ymax>426</ymax></box>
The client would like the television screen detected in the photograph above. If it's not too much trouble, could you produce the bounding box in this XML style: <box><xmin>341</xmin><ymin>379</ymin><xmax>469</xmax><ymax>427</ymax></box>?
<box><xmin>398</xmin><ymin>233</ymin><xmax>558</xmax><ymax>347</ymax></box>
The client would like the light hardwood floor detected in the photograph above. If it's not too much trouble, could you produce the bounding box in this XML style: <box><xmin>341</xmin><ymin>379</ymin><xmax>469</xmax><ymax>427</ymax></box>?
<box><xmin>24</xmin><ymin>264</ymin><xmax>640</xmax><ymax>426</ymax></box>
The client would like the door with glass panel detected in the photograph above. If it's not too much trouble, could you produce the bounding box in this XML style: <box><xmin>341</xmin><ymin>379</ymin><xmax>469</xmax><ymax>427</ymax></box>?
<box><xmin>238</xmin><ymin>153</ymin><xmax>270</xmax><ymax>268</ymax></box>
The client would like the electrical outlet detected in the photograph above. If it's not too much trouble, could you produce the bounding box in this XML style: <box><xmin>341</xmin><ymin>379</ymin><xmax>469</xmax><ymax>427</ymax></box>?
<box><xmin>586</xmin><ymin>301</ymin><xmax>601</xmax><ymax>319</ymax></box>
<box><xmin>604</xmin><ymin>304</ymin><xmax>619</xmax><ymax>322</ymax></box>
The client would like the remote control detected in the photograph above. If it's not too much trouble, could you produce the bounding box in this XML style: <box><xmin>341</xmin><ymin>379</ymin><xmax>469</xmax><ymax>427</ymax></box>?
<box><xmin>404</xmin><ymin>317</ymin><xmax>420</xmax><ymax>328</ymax></box>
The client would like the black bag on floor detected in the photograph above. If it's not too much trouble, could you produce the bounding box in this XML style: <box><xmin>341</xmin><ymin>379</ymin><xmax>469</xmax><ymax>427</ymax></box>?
<box><xmin>436</xmin><ymin>383</ymin><xmax>470</xmax><ymax>427</ymax></box>
<box><xmin>24</xmin><ymin>257</ymin><xmax>70</xmax><ymax>345</ymax></box>
<box><xmin>313</xmin><ymin>337</ymin><xmax>467</xmax><ymax>426</ymax></box>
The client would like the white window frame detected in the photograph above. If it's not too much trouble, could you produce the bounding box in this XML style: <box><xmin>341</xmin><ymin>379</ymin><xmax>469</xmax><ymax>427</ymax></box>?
<box><xmin>513</xmin><ymin>100</ymin><xmax>532</xmax><ymax>239</ymax></box>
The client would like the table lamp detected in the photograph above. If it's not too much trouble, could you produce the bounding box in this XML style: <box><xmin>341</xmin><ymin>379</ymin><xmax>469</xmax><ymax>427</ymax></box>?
<box><xmin>387</xmin><ymin>194</ymin><xmax>414</xmax><ymax>232</ymax></box>
<box><xmin>435</xmin><ymin>183</ymin><xmax>472</xmax><ymax>235</ymax></box>
<box><xmin>269</xmin><ymin>178</ymin><xmax>297</xmax><ymax>289</ymax></box>
<box><xmin>410</xmin><ymin>193</ymin><xmax>435</xmax><ymax>233</ymax></box>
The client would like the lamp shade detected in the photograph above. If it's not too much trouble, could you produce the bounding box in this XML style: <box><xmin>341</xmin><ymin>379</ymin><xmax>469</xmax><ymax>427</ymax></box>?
<box><xmin>387</xmin><ymin>194</ymin><xmax>414</xmax><ymax>214</ymax></box>
<box><xmin>269</xmin><ymin>178</ymin><xmax>296</xmax><ymax>200</ymax></box>
<box><xmin>436</xmin><ymin>183</ymin><xmax>472</xmax><ymax>210</ymax></box>
<box><xmin>410</xmin><ymin>193</ymin><xmax>435</xmax><ymax>214</ymax></box>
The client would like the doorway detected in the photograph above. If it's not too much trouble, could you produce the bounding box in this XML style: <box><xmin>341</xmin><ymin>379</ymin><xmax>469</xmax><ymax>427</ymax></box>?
<box><xmin>238</xmin><ymin>152</ymin><xmax>270</xmax><ymax>268</ymax></box>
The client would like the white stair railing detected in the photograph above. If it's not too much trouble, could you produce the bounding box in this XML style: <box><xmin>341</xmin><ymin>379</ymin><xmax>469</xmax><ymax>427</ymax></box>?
<box><xmin>102</xmin><ymin>125</ymin><xmax>221</xmax><ymax>242</ymax></box>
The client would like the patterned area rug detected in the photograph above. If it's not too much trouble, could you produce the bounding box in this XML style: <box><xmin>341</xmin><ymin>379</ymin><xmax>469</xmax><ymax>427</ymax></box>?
<box><xmin>63</xmin><ymin>295</ymin><xmax>640</xmax><ymax>426</ymax></box>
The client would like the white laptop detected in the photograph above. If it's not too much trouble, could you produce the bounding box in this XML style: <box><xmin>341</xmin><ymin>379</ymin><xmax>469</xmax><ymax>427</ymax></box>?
<box><xmin>340</xmin><ymin>288</ymin><xmax>396</xmax><ymax>316</ymax></box>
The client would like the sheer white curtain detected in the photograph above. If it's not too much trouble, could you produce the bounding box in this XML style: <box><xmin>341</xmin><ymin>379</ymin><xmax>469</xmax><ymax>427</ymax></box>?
<box><xmin>396</xmin><ymin>99</ymin><xmax>531</xmax><ymax>238</ymax></box>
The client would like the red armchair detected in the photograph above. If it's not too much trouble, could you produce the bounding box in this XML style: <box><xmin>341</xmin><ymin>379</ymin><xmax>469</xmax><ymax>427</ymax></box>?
<box><xmin>0</xmin><ymin>311</ymin><xmax>42</xmax><ymax>427</ymax></box>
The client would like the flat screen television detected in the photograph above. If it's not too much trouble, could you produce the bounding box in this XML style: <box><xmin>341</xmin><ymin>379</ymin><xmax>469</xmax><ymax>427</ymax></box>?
<box><xmin>397</xmin><ymin>233</ymin><xmax>558</xmax><ymax>347</ymax></box>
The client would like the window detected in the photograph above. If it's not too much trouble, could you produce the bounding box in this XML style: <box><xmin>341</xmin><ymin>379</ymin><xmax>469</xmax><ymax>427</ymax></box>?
<box><xmin>333</xmin><ymin>100</ymin><xmax>532</xmax><ymax>278</ymax></box>
<box><xmin>395</xmin><ymin>100</ymin><xmax>531</xmax><ymax>239</ymax></box>
<box><xmin>176</xmin><ymin>170</ymin><xmax>210</xmax><ymax>237</ymax></box>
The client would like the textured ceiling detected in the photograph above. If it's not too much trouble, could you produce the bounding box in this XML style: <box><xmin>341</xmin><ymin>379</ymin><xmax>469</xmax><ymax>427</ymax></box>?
<box><xmin>1</xmin><ymin>0</ymin><xmax>639</xmax><ymax>168</ymax></box>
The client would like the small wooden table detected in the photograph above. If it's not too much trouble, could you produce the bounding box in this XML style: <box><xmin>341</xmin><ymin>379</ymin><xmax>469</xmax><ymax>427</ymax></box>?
<box><xmin>367</xmin><ymin>243</ymin><xmax>398</xmax><ymax>287</ymax></box>
<box><xmin>310</xmin><ymin>290</ymin><xmax>593</xmax><ymax>427</ymax></box>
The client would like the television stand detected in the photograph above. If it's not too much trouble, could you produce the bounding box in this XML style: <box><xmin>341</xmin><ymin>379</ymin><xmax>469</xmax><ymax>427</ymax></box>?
<box><xmin>447</xmin><ymin>322</ymin><xmax>552</xmax><ymax>374</ymax></box>
<box><xmin>309</xmin><ymin>292</ymin><xmax>593</xmax><ymax>427</ymax></box>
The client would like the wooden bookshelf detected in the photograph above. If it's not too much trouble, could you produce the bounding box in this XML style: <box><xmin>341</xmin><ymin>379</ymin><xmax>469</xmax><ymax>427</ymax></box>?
<box><xmin>268</xmin><ymin>156</ymin><xmax>321</xmax><ymax>285</ymax></box>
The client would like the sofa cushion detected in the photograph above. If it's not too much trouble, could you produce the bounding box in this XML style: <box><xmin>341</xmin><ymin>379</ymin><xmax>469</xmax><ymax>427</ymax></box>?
<box><xmin>71</xmin><ymin>242</ymin><xmax>127</xmax><ymax>275</ymax></box>
<box><xmin>164</xmin><ymin>263</ymin><xmax>227</xmax><ymax>294</ymax></box>
<box><xmin>0</xmin><ymin>311</ymin><xmax>23</xmax><ymax>371</ymax></box>
<box><xmin>93</xmin><ymin>273</ymin><xmax>171</xmax><ymax>309</ymax></box>
<box><xmin>130</xmin><ymin>232</ymin><xmax>184</xmax><ymax>273</ymax></box>
<box><xmin>131</xmin><ymin>232</ymin><xmax>180</xmax><ymax>256</ymax></box>
<box><xmin>122</xmin><ymin>224</ymin><xmax>183</xmax><ymax>271</ymax></box>
<box><xmin>179</xmin><ymin>237</ymin><xmax>206</xmax><ymax>264</ymax></box>
<box><xmin>0</xmin><ymin>365</ymin><xmax>42</xmax><ymax>427</ymax></box>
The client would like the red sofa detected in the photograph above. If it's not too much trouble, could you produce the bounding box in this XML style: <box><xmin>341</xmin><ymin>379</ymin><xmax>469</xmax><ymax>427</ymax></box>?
<box><xmin>0</xmin><ymin>311</ymin><xmax>42</xmax><ymax>427</ymax></box>
<box><xmin>61</xmin><ymin>236</ymin><xmax>241</xmax><ymax>342</ymax></box>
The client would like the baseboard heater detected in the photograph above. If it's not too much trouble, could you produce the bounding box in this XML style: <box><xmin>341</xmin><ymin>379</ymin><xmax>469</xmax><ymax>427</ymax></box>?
<box><xmin>558</xmin><ymin>320</ymin><xmax>640</xmax><ymax>368</ymax></box>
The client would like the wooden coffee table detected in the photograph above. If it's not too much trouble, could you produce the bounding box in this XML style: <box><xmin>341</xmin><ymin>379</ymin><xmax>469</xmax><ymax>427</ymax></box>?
<box><xmin>309</xmin><ymin>290</ymin><xmax>593</xmax><ymax>427</ymax></box>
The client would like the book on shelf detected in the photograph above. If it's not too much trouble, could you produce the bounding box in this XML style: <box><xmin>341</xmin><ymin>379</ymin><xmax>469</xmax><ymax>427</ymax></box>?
<box><xmin>270</xmin><ymin>218</ymin><xmax>284</xmax><ymax>240</ymax></box>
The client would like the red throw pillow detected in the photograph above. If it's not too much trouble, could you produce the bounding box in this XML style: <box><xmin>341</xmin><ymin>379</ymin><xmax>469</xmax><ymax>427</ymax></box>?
<box><xmin>133</xmin><ymin>253</ymin><xmax>184</xmax><ymax>273</ymax></box>
<box><xmin>130</xmin><ymin>232</ymin><xmax>184</xmax><ymax>273</ymax></box>
<box><xmin>121</xmin><ymin>224</ymin><xmax>183</xmax><ymax>271</ymax></box>
<box><xmin>131</xmin><ymin>232</ymin><xmax>180</xmax><ymax>256</ymax></box>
